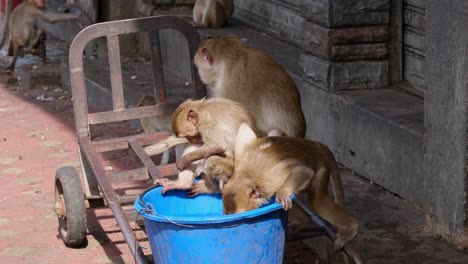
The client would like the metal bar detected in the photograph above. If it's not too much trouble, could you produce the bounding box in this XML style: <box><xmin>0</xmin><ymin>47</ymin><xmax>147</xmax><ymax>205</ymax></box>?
<box><xmin>155</xmin><ymin>163</ymin><xmax>179</xmax><ymax>177</ymax></box>
<box><xmin>69</xmin><ymin>56</ymin><xmax>89</xmax><ymax>136</ymax></box>
<box><xmin>294</xmin><ymin>198</ymin><xmax>337</xmax><ymax>239</ymax></box>
<box><xmin>79</xmin><ymin>137</ymin><xmax>148</xmax><ymax>264</ymax></box>
<box><xmin>108</xmin><ymin>167</ymin><xmax>149</xmax><ymax>184</ymax></box>
<box><xmin>88</xmin><ymin>102</ymin><xmax>178</xmax><ymax>125</ymax></box>
<box><xmin>129</xmin><ymin>139</ymin><xmax>162</xmax><ymax>180</ymax></box>
<box><xmin>118</xmin><ymin>195</ymin><xmax>138</xmax><ymax>205</ymax></box>
<box><xmin>91</xmin><ymin>132</ymin><xmax>172</xmax><ymax>153</ymax></box>
<box><xmin>286</xmin><ymin>227</ymin><xmax>326</xmax><ymax>242</ymax></box>
<box><xmin>295</xmin><ymin>198</ymin><xmax>365</xmax><ymax>264</ymax></box>
<box><xmin>148</xmin><ymin>31</ymin><xmax>167</xmax><ymax>104</ymax></box>
<box><xmin>107</xmin><ymin>35</ymin><xmax>125</xmax><ymax>111</ymax></box>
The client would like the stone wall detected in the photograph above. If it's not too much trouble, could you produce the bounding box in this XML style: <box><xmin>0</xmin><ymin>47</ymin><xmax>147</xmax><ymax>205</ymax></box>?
<box><xmin>235</xmin><ymin>0</ymin><xmax>390</xmax><ymax>91</ymax></box>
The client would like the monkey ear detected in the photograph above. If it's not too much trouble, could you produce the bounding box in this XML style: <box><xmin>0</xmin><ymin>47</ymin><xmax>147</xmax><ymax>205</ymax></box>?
<box><xmin>187</xmin><ymin>110</ymin><xmax>199</xmax><ymax>126</ymax></box>
<box><xmin>200</xmin><ymin>48</ymin><xmax>214</xmax><ymax>65</ymax></box>
<box><xmin>235</xmin><ymin>123</ymin><xmax>257</xmax><ymax>157</ymax></box>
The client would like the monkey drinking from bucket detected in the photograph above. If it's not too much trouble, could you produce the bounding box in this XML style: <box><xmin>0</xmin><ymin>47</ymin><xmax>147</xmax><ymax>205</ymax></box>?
<box><xmin>222</xmin><ymin>123</ymin><xmax>359</xmax><ymax>250</ymax></box>
<box><xmin>6</xmin><ymin>0</ymin><xmax>82</xmax><ymax>71</ymax></box>
<box><xmin>159</xmin><ymin>97</ymin><xmax>255</xmax><ymax>195</ymax></box>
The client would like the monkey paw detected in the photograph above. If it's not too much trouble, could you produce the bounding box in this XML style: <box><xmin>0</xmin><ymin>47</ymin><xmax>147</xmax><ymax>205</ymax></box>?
<box><xmin>188</xmin><ymin>181</ymin><xmax>210</xmax><ymax>197</ymax></box>
<box><xmin>153</xmin><ymin>178</ymin><xmax>167</xmax><ymax>186</ymax></box>
<box><xmin>161</xmin><ymin>180</ymin><xmax>192</xmax><ymax>195</ymax></box>
<box><xmin>276</xmin><ymin>195</ymin><xmax>293</xmax><ymax>211</ymax></box>
<box><xmin>176</xmin><ymin>158</ymin><xmax>189</xmax><ymax>171</ymax></box>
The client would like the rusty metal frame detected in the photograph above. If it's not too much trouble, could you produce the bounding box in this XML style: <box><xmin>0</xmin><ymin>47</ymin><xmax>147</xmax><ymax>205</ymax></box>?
<box><xmin>68</xmin><ymin>16</ymin><xmax>205</xmax><ymax>264</ymax></box>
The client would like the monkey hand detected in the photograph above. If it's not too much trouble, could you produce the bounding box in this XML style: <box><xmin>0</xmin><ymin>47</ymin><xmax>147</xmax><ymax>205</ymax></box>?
<box><xmin>188</xmin><ymin>180</ymin><xmax>211</xmax><ymax>197</ymax></box>
<box><xmin>176</xmin><ymin>157</ymin><xmax>190</xmax><ymax>171</ymax></box>
<box><xmin>276</xmin><ymin>195</ymin><xmax>293</xmax><ymax>211</ymax></box>
<box><xmin>154</xmin><ymin>178</ymin><xmax>170</xmax><ymax>188</ymax></box>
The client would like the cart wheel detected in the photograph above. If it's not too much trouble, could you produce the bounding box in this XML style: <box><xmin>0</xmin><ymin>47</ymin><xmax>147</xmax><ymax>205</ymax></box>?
<box><xmin>54</xmin><ymin>166</ymin><xmax>87</xmax><ymax>247</ymax></box>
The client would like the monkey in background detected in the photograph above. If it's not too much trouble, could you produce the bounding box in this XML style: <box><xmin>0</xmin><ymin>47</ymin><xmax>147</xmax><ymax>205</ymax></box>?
<box><xmin>6</xmin><ymin>0</ymin><xmax>82</xmax><ymax>71</ymax></box>
<box><xmin>162</xmin><ymin>97</ymin><xmax>254</xmax><ymax>194</ymax></box>
<box><xmin>193</xmin><ymin>0</ymin><xmax>234</xmax><ymax>28</ymax></box>
<box><xmin>193</xmin><ymin>35</ymin><xmax>306</xmax><ymax>138</ymax></box>
<box><xmin>223</xmin><ymin>123</ymin><xmax>358</xmax><ymax>250</ymax></box>
<box><xmin>136</xmin><ymin>95</ymin><xmax>187</xmax><ymax>164</ymax></box>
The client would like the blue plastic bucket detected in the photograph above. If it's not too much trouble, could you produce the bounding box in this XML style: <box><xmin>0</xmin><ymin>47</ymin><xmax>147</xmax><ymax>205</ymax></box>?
<box><xmin>134</xmin><ymin>186</ymin><xmax>290</xmax><ymax>264</ymax></box>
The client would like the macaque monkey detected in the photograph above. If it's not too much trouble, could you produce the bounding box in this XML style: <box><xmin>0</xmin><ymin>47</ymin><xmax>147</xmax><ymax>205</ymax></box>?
<box><xmin>6</xmin><ymin>0</ymin><xmax>81</xmax><ymax>70</ymax></box>
<box><xmin>136</xmin><ymin>95</ymin><xmax>186</xmax><ymax>164</ymax></box>
<box><xmin>223</xmin><ymin>123</ymin><xmax>358</xmax><ymax>250</ymax></box>
<box><xmin>167</xmin><ymin>97</ymin><xmax>255</xmax><ymax>194</ymax></box>
<box><xmin>193</xmin><ymin>0</ymin><xmax>234</xmax><ymax>28</ymax></box>
<box><xmin>194</xmin><ymin>35</ymin><xmax>306</xmax><ymax>138</ymax></box>
<box><xmin>136</xmin><ymin>95</ymin><xmax>172</xmax><ymax>133</ymax></box>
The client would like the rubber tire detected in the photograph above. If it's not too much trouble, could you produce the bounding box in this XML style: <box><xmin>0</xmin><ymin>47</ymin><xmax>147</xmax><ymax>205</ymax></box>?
<box><xmin>55</xmin><ymin>166</ymin><xmax>87</xmax><ymax>247</ymax></box>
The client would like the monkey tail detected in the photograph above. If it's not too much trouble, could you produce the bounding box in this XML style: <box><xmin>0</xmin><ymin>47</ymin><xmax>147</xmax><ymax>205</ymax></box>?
<box><xmin>7</xmin><ymin>40</ymin><xmax>18</xmax><ymax>70</ymax></box>
<box><xmin>323</xmin><ymin>145</ymin><xmax>345</xmax><ymax>206</ymax></box>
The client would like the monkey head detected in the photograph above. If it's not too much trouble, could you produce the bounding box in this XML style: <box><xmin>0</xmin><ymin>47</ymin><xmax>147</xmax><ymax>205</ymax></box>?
<box><xmin>29</xmin><ymin>0</ymin><xmax>44</xmax><ymax>8</ymax></box>
<box><xmin>222</xmin><ymin>177</ymin><xmax>261</xmax><ymax>214</ymax></box>
<box><xmin>194</xmin><ymin>35</ymin><xmax>245</xmax><ymax>86</ymax></box>
<box><xmin>171</xmin><ymin>100</ymin><xmax>203</xmax><ymax>145</ymax></box>
<box><xmin>136</xmin><ymin>95</ymin><xmax>156</xmax><ymax>107</ymax></box>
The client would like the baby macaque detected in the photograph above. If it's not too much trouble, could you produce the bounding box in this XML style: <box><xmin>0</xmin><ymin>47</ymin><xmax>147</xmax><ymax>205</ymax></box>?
<box><xmin>6</xmin><ymin>0</ymin><xmax>81</xmax><ymax>70</ymax></box>
<box><xmin>194</xmin><ymin>35</ymin><xmax>306</xmax><ymax>138</ymax></box>
<box><xmin>156</xmin><ymin>144</ymin><xmax>204</xmax><ymax>194</ymax></box>
<box><xmin>223</xmin><ymin>123</ymin><xmax>358</xmax><ymax>250</ymax></box>
<box><xmin>192</xmin><ymin>0</ymin><xmax>234</xmax><ymax>28</ymax></box>
<box><xmin>164</xmin><ymin>97</ymin><xmax>255</xmax><ymax>194</ymax></box>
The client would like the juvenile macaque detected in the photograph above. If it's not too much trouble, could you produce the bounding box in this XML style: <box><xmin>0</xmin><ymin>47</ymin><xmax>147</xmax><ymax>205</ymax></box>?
<box><xmin>137</xmin><ymin>95</ymin><xmax>186</xmax><ymax>164</ymax></box>
<box><xmin>193</xmin><ymin>0</ymin><xmax>234</xmax><ymax>28</ymax></box>
<box><xmin>223</xmin><ymin>123</ymin><xmax>358</xmax><ymax>250</ymax></box>
<box><xmin>6</xmin><ymin>0</ymin><xmax>81</xmax><ymax>70</ymax></box>
<box><xmin>167</xmin><ymin>97</ymin><xmax>255</xmax><ymax>194</ymax></box>
<box><xmin>136</xmin><ymin>95</ymin><xmax>172</xmax><ymax>133</ymax></box>
<box><xmin>194</xmin><ymin>35</ymin><xmax>306</xmax><ymax>138</ymax></box>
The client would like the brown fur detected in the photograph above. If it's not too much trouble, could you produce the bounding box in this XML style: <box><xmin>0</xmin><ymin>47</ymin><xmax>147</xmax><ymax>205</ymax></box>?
<box><xmin>193</xmin><ymin>0</ymin><xmax>234</xmax><ymax>28</ymax></box>
<box><xmin>7</xmin><ymin>0</ymin><xmax>80</xmax><ymax>70</ymax></box>
<box><xmin>193</xmin><ymin>35</ymin><xmax>306</xmax><ymax>138</ymax></box>
<box><xmin>170</xmin><ymin>98</ymin><xmax>256</xmax><ymax>194</ymax></box>
<box><xmin>223</xmin><ymin>123</ymin><xmax>358</xmax><ymax>249</ymax></box>
<box><xmin>136</xmin><ymin>95</ymin><xmax>172</xmax><ymax>133</ymax></box>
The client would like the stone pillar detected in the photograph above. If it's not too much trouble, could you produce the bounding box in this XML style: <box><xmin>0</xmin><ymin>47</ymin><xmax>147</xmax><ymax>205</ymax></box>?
<box><xmin>299</xmin><ymin>0</ymin><xmax>390</xmax><ymax>91</ymax></box>
<box><xmin>423</xmin><ymin>0</ymin><xmax>467</xmax><ymax>245</ymax></box>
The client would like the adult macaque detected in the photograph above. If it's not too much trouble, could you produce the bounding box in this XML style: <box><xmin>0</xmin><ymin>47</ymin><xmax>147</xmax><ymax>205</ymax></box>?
<box><xmin>6</xmin><ymin>0</ymin><xmax>81</xmax><ymax>70</ymax></box>
<box><xmin>192</xmin><ymin>0</ymin><xmax>234</xmax><ymax>28</ymax></box>
<box><xmin>167</xmin><ymin>97</ymin><xmax>255</xmax><ymax>194</ymax></box>
<box><xmin>194</xmin><ymin>35</ymin><xmax>306</xmax><ymax>138</ymax></box>
<box><xmin>222</xmin><ymin>123</ymin><xmax>358</xmax><ymax>250</ymax></box>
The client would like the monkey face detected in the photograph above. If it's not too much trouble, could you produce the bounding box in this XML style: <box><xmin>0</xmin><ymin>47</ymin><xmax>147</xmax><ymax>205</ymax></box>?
<box><xmin>222</xmin><ymin>177</ymin><xmax>259</xmax><ymax>214</ymax></box>
<box><xmin>34</xmin><ymin>0</ymin><xmax>45</xmax><ymax>8</ymax></box>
